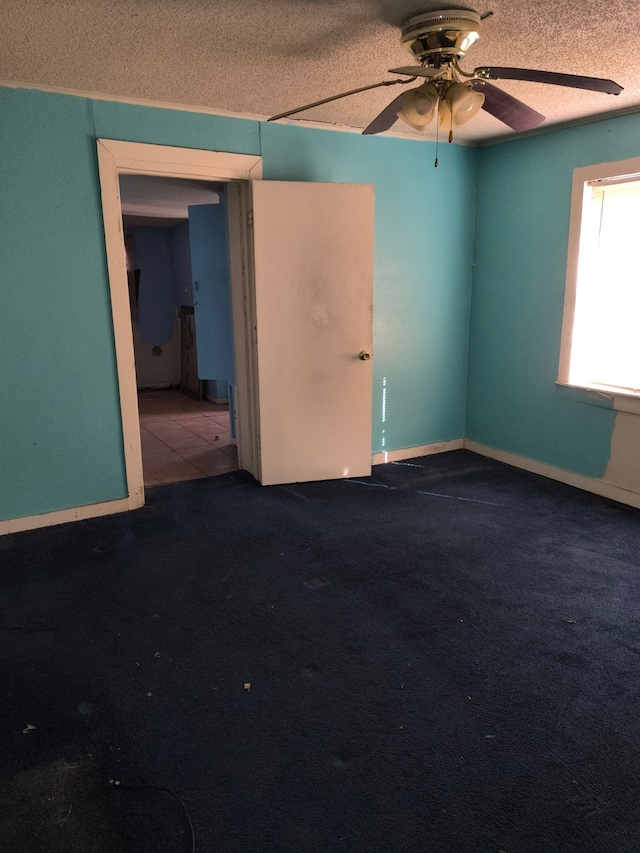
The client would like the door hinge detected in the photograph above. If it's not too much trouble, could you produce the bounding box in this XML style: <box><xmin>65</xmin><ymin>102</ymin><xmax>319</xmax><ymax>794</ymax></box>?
<box><xmin>247</xmin><ymin>209</ymin><xmax>254</xmax><ymax>228</ymax></box>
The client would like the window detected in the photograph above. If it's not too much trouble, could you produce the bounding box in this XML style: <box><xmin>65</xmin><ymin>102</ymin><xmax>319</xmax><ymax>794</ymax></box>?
<box><xmin>559</xmin><ymin>156</ymin><xmax>640</xmax><ymax>396</ymax></box>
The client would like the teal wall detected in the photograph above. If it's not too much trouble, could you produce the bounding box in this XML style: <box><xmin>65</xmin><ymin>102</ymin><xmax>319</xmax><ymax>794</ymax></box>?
<box><xmin>0</xmin><ymin>90</ymin><xmax>128</xmax><ymax>519</ymax></box>
<box><xmin>468</xmin><ymin>112</ymin><xmax>640</xmax><ymax>478</ymax></box>
<box><xmin>0</xmin><ymin>86</ymin><xmax>476</xmax><ymax>522</ymax></box>
<box><xmin>4</xmin><ymin>83</ymin><xmax>638</xmax><ymax>524</ymax></box>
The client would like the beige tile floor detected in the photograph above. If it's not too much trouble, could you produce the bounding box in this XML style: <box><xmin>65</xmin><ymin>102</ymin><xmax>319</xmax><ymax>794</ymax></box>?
<box><xmin>138</xmin><ymin>388</ymin><xmax>238</xmax><ymax>487</ymax></box>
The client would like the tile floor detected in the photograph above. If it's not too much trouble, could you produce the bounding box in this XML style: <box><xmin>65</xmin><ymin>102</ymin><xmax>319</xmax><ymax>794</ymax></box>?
<box><xmin>138</xmin><ymin>388</ymin><xmax>238</xmax><ymax>487</ymax></box>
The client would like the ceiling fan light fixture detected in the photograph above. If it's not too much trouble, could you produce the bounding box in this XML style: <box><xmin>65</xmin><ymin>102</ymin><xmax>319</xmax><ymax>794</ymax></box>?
<box><xmin>269</xmin><ymin>8</ymin><xmax>621</xmax><ymax>144</ymax></box>
<box><xmin>445</xmin><ymin>82</ymin><xmax>485</xmax><ymax>126</ymax></box>
<box><xmin>397</xmin><ymin>83</ymin><xmax>439</xmax><ymax>130</ymax></box>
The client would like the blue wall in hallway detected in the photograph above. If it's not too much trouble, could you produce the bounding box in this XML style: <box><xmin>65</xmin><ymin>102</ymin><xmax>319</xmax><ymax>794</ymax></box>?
<box><xmin>130</xmin><ymin>226</ymin><xmax>176</xmax><ymax>345</ymax></box>
<box><xmin>188</xmin><ymin>200</ymin><xmax>235</xmax><ymax>386</ymax></box>
<box><xmin>170</xmin><ymin>220</ymin><xmax>194</xmax><ymax>307</ymax></box>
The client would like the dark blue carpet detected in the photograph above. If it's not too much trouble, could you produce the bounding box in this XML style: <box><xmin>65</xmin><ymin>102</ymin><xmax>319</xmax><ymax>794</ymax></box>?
<box><xmin>2</xmin><ymin>450</ymin><xmax>640</xmax><ymax>852</ymax></box>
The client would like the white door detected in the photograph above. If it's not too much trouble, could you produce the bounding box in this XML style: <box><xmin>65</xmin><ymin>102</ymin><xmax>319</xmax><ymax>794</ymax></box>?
<box><xmin>249</xmin><ymin>181</ymin><xmax>375</xmax><ymax>486</ymax></box>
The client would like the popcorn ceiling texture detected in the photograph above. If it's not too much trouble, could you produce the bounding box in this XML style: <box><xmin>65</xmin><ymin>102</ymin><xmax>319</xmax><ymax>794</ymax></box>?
<box><xmin>1</xmin><ymin>0</ymin><xmax>638</xmax><ymax>142</ymax></box>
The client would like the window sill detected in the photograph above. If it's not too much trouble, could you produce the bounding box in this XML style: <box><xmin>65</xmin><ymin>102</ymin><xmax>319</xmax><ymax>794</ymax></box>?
<box><xmin>555</xmin><ymin>382</ymin><xmax>640</xmax><ymax>414</ymax></box>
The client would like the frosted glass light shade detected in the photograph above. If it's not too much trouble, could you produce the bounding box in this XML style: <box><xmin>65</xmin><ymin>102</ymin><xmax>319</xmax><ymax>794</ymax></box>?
<box><xmin>444</xmin><ymin>82</ymin><xmax>485</xmax><ymax>126</ymax></box>
<box><xmin>398</xmin><ymin>83</ymin><xmax>439</xmax><ymax>130</ymax></box>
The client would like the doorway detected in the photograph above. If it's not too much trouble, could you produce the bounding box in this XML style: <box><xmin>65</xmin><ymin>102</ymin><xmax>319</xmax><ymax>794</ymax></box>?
<box><xmin>97</xmin><ymin>140</ymin><xmax>263</xmax><ymax>510</ymax></box>
<box><xmin>119</xmin><ymin>173</ymin><xmax>240</xmax><ymax>486</ymax></box>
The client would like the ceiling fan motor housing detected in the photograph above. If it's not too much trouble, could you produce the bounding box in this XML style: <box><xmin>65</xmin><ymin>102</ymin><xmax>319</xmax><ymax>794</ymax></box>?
<box><xmin>401</xmin><ymin>9</ymin><xmax>481</xmax><ymax>65</ymax></box>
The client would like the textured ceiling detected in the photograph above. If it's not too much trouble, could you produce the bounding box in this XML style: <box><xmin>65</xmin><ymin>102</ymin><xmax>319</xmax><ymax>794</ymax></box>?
<box><xmin>2</xmin><ymin>0</ymin><xmax>639</xmax><ymax>143</ymax></box>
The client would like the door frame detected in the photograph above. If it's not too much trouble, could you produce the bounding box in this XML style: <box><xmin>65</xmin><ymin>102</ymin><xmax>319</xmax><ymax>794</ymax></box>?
<box><xmin>97</xmin><ymin>139</ymin><xmax>263</xmax><ymax>508</ymax></box>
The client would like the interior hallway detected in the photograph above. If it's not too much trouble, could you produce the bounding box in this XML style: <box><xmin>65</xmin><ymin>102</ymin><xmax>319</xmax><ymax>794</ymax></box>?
<box><xmin>138</xmin><ymin>388</ymin><xmax>238</xmax><ymax>486</ymax></box>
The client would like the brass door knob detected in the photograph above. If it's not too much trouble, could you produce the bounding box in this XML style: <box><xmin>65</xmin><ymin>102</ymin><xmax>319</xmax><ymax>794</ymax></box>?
<box><xmin>359</xmin><ymin>350</ymin><xmax>371</xmax><ymax>361</ymax></box>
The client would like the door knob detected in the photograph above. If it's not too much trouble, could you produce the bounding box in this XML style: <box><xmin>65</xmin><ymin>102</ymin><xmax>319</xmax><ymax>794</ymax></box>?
<box><xmin>359</xmin><ymin>350</ymin><xmax>371</xmax><ymax>361</ymax></box>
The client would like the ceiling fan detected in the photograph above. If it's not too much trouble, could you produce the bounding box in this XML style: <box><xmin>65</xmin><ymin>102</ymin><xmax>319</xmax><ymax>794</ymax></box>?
<box><xmin>268</xmin><ymin>8</ymin><xmax>623</xmax><ymax>140</ymax></box>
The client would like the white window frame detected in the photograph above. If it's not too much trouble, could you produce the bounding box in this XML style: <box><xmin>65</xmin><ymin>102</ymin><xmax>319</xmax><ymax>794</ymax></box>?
<box><xmin>558</xmin><ymin>155</ymin><xmax>640</xmax><ymax>407</ymax></box>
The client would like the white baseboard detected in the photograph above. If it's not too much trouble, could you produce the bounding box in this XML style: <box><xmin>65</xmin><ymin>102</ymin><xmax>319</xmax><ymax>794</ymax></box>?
<box><xmin>0</xmin><ymin>494</ymin><xmax>143</xmax><ymax>537</ymax></box>
<box><xmin>465</xmin><ymin>440</ymin><xmax>640</xmax><ymax>510</ymax></box>
<box><xmin>5</xmin><ymin>437</ymin><xmax>637</xmax><ymax>537</ymax></box>
<box><xmin>372</xmin><ymin>438</ymin><xmax>464</xmax><ymax>466</ymax></box>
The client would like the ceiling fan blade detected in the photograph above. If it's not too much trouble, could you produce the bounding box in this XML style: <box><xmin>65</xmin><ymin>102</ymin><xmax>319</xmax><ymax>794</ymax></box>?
<box><xmin>476</xmin><ymin>66</ymin><xmax>623</xmax><ymax>95</ymax></box>
<box><xmin>388</xmin><ymin>66</ymin><xmax>447</xmax><ymax>80</ymax></box>
<box><xmin>268</xmin><ymin>79</ymin><xmax>413</xmax><ymax>122</ymax></box>
<box><xmin>470</xmin><ymin>80</ymin><xmax>545</xmax><ymax>131</ymax></box>
<box><xmin>362</xmin><ymin>93</ymin><xmax>406</xmax><ymax>135</ymax></box>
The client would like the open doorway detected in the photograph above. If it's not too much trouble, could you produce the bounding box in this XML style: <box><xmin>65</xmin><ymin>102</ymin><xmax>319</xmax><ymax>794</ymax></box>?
<box><xmin>118</xmin><ymin>173</ymin><xmax>239</xmax><ymax>486</ymax></box>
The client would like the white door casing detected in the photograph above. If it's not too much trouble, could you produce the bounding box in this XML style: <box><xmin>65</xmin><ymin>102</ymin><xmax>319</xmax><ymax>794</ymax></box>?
<box><xmin>96</xmin><ymin>140</ymin><xmax>262</xmax><ymax>508</ymax></box>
